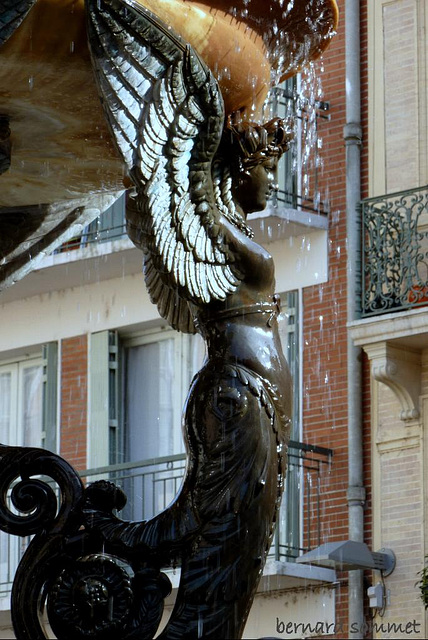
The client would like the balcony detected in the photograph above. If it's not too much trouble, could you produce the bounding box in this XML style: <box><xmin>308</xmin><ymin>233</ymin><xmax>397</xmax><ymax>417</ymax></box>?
<box><xmin>0</xmin><ymin>440</ymin><xmax>333</xmax><ymax>605</ymax></box>
<box><xmin>0</xmin><ymin>82</ymin><xmax>331</xmax><ymax>306</ymax></box>
<box><xmin>361</xmin><ymin>185</ymin><xmax>428</xmax><ymax>318</ymax></box>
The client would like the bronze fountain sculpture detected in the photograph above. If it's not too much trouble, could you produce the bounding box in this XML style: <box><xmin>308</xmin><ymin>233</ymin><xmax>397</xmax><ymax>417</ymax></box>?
<box><xmin>0</xmin><ymin>0</ymin><xmax>336</xmax><ymax>289</ymax></box>
<box><xmin>0</xmin><ymin>0</ymin><xmax>337</xmax><ymax>638</ymax></box>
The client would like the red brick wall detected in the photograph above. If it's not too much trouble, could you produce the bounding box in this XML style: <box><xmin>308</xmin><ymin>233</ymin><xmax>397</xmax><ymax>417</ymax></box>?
<box><xmin>301</xmin><ymin>0</ymin><xmax>371</xmax><ymax>634</ymax></box>
<box><xmin>60</xmin><ymin>335</ymin><xmax>88</xmax><ymax>471</ymax></box>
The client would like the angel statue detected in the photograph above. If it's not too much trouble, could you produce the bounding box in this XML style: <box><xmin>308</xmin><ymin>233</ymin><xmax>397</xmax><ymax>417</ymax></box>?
<box><xmin>0</xmin><ymin>0</ymin><xmax>337</xmax><ymax>638</ymax></box>
<box><xmin>81</xmin><ymin>1</ymin><xmax>294</xmax><ymax>638</ymax></box>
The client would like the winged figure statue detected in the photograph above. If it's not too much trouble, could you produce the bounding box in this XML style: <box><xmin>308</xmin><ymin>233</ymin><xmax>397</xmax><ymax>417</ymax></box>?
<box><xmin>81</xmin><ymin>0</ymin><xmax>294</xmax><ymax>637</ymax></box>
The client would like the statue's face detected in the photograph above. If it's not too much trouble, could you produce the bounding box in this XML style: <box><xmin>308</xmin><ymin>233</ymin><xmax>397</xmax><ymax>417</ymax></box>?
<box><xmin>233</xmin><ymin>156</ymin><xmax>278</xmax><ymax>215</ymax></box>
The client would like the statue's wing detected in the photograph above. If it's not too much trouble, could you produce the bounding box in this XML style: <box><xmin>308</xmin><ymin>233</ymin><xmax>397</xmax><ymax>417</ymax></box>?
<box><xmin>0</xmin><ymin>0</ymin><xmax>37</xmax><ymax>47</ymax></box>
<box><xmin>0</xmin><ymin>193</ymin><xmax>123</xmax><ymax>291</ymax></box>
<box><xmin>87</xmin><ymin>0</ymin><xmax>242</xmax><ymax>333</ymax></box>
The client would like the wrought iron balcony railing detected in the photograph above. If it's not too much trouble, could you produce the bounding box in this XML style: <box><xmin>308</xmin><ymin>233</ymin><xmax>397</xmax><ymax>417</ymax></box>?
<box><xmin>0</xmin><ymin>440</ymin><xmax>332</xmax><ymax>601</ymax></box>
<box><xmin>268</xmin><ymin>84</ymin><xmax>330</xmax><ymax>216</ymax></box>
<box><xmin>362</xmin><ymin>185</ymin><xmax>428</xmax><ymax>317</ymax></box>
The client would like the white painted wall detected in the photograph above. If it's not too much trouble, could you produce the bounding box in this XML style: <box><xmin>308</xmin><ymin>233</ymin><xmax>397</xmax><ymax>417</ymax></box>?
<box><xmin>0</xmin><ymin>230</ymin><xmax>327</xmax><ymax>358</ymax></box>
<box><xmin>244</xmin><ymin>586</ymin><xmax>335</xmax><ymax>639</ymax></box>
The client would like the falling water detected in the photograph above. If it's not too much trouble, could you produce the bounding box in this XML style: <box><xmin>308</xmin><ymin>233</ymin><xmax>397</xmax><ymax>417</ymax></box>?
<box><xmin>297</xmin><ymin>59</ymin><xmax>326</xmax><ymax>206</ymax></box>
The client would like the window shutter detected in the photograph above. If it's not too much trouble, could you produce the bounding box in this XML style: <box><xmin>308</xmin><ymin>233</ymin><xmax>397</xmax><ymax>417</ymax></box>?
<box><xmin>278</xmin><ymin>291</ymin><xmax>301</xmax><ymax>559</ymax></box>
<box><xmin>89</xmin><ymin>331</ymin><xmax>120</xmax><ymax>469</ymax></box>
<box><xmin>108</xmin><ymin>331</ymin><xmax>121</xmax><ymax>465</ymax></box>
<box><xmin>42</xmin><ymin>342</ymin><xmax>58</xmax><ymax>452</ymax></box>
<box><xmin>269</xmin><ymin>77</ymin><xmax>296</xmax><ymax>209</ymax></box>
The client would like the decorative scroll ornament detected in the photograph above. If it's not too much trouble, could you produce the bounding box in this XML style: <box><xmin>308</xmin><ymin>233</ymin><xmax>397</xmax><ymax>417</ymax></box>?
<box><xmin>0</xmin><ymin>450</ymin><xmax>172</xmax><ymax>640</ymax></box>
<box><xmin>48</xmin><ymin>554</ymin><xmax>172</xmax><ymax>640</ymax></box>
<box><xmin>48</xmin><ymin>555</ymin><xmax>135</xmax><ymax>639</ymax></box>
<box><xmin>364</xmin><ymin>342</ymin><xmax>421</xmax><ymax>422</ymax></box>
<box><xmin>0</xmin><ymin>445</ymin><xmax>84</xmax><ymax>639</ymax></box>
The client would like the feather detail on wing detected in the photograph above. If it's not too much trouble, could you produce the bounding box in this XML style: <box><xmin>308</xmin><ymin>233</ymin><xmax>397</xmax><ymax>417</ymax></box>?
<box><xmin>0</xmin><ymin>0</ymin><xmax>37</xmax><ymax>47</ymax></box>
<box><xmin>87</xmin><ymin>0</ymin><xmax>243</xmax><ymax>332</ymax></box>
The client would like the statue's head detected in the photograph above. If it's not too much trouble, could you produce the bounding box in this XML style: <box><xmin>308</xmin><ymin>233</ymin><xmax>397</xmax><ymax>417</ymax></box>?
<box><xmin>222</xmin><ymin>117</ymin><xmax>294</xmax><ymax>214</ymax></box>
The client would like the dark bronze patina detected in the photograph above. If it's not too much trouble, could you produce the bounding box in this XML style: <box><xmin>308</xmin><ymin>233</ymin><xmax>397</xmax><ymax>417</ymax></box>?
<box><xmin>81</xmin><ymin>10</ymin><xmax>293</xmax><ymax>631</ymax></box>
<box><xmin>0</xmin><ymin>0</ymin><xmax>337</xmax><ymax>637</ymax></box>
<box><xmin>81</xmin><ymin>111</ymin><xmax>293</xmax><ymax>637</ymax></box>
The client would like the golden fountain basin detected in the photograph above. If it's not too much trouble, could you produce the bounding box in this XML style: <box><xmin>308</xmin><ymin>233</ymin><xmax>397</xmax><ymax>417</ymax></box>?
<box><xmin>0</xmin><ymin>0</ymin><xmax>338</xmax><ymax>207</ymax></box>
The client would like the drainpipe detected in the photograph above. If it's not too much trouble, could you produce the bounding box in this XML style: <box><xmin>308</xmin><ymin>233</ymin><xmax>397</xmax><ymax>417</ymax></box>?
<box><xmin>343</xmin><ymin>0</ymin><xmax>364</xmax><ymax>637</ymax></box>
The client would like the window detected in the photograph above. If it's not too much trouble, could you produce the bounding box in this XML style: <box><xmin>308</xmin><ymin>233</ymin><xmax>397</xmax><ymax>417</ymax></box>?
<box><xmin>277</xmin><ymin>290</ymin><xmax>301</xmax><ymax>560</ymax></box>
<box><xmin>278</xmin><ymin>290</ymin><xmax>300</xmax><ymax>441</ymax></box>
<box><xmin>88</xmin><ymin>328</ymin><xmax>205</xmax><ymax>470</ymax></box>
<box><xmin>87</xmin><ymin>328</ymin><xmax>205</xmax><ymax>519</ymax></box>
<box><xmin>0</xmin><ymin>357</ymin><xmax>43</xmax><ymax>448</ymax></box>
<box><xmin>0</xmin><ymin>356</ymin><xmax>43</xmax><ymax>601</ymax></box>
<box><xmin>267</xmin><ymin>78</ymin><xmax>297</xmax><ymax>209</ymax></box>
<box><xmin>0</xmin><ymin>346</ymin><xmax>58</xmax><ymax>601</ymax></box>
<box><xmin>119</xmin><ymin>330</ymin><xmax>205</xmax><ymax>520</ymax></box>
<box><xmin>123</xmin><ymin>329</ymin><xmax>205</xmax><ymax>463</ymax></box>
<box><xmin>55</xmin><ymin>193</ymin><xmax>127</xmax><ymax>252</ymax></box>
<box><xmin>83</xmin><ymin>193</ymin><xmax>127</xmax><ymax>245</ymax></box>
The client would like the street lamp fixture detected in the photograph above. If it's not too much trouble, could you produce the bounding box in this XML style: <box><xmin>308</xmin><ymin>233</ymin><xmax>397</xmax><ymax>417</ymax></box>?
<box><xmin>296</xmin><ymin>541</ymin><xmax>396</xmax><ymax>576</ymax></box>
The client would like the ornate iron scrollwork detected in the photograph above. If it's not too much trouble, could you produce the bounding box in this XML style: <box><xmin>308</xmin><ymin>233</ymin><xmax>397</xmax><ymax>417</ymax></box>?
<box><xmin>362</xmin><ymin>186</ymin><xmax>428</xmax><ymax>316</ymax></box>
<box><xmin>48</xmin><ymin>554</ymin><xmax>171</xmax><ymax>640</ymax></box>
<box><xmin>48</xmin><ymin>554</ymin><xmax>135</xmax><ymax>639</ymax></box>
<box><xmin>0</xmin><ymin>447</ymin><xmax>171</xmax><ymax>640</ymax></box>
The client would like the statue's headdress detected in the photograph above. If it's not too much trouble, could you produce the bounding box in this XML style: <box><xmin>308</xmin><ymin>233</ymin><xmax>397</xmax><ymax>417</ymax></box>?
<box><xmin>224</xmin><ymin>117</ymin><xmax>294</xmax><ymax>174</ymax></box>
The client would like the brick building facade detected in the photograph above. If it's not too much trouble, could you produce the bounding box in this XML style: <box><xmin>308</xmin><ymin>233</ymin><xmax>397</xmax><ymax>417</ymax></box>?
<box><xmin>2</xmin><ymin>0</ymin><xmax>428</xmax><ymax>637</ymax></box>
<box><xmin>60</xmin><ymin>336</ymin><xmax>89</xmax><ymax>471</ymax></box>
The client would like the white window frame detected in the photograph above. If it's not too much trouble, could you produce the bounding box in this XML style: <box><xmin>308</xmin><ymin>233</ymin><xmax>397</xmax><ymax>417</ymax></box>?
<box><xmin>122</xmin><ymin>327</ymin><xmax>205</xmax><ymax>458</ymax></box>
<box><xmin>0</xmin><ymin>355</ymin><xmax>44</xmax><ymax>448</ymax></box>
<box><xmin>0</xmin><ymin>355</ymin><xmax>44</xmax><ymax>605</ymax></box>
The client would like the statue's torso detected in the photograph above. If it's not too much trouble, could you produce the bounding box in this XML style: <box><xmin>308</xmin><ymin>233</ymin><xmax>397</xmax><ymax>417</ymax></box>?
<box><xmin>193</xmin><ymin>225</ymin><xmax>292</xmax><ymax>429</ymax></box>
